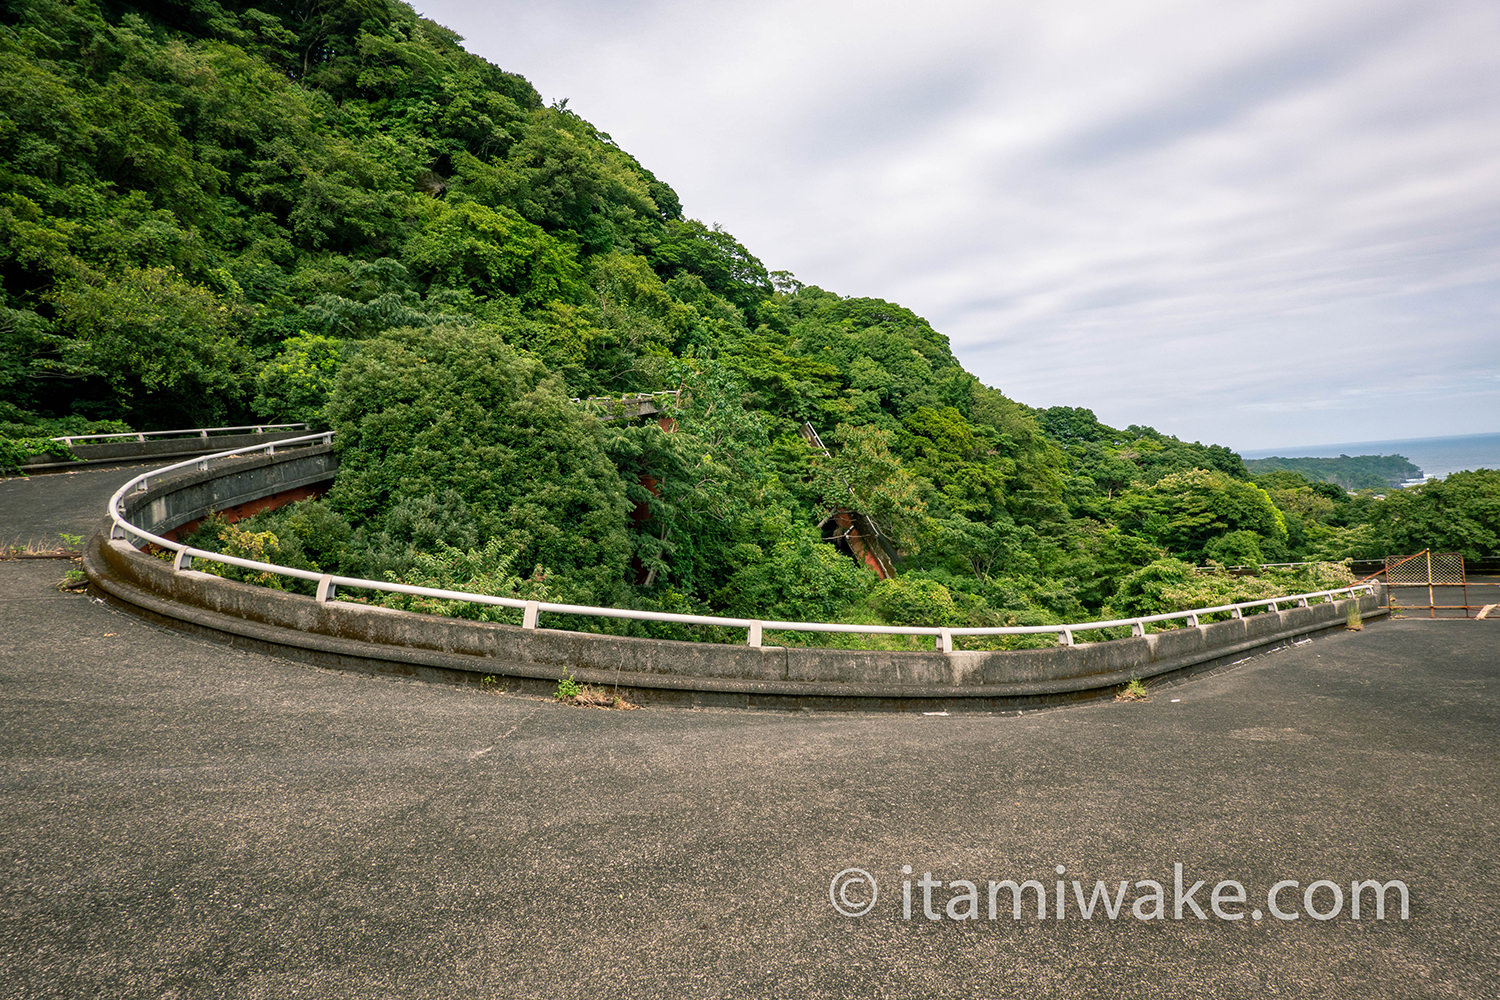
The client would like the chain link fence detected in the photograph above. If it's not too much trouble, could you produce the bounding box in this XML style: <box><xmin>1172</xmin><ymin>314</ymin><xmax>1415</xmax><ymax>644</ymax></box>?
<box><xmin>1385</xmin><ymin>551</ymin><xmax>1476</xmax><ymax>617</ymax></box>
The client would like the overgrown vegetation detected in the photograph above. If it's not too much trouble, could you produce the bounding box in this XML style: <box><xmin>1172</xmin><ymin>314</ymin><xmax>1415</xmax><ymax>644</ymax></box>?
<box><xmin>4</xmin><ymin>0</ymin><xmax>1496</xmax><ymax>633</ymax></box>
<box><xmin>0</xmin><ymin>402</ymin><xmax>132</xmax><ymax>471</ymax></box>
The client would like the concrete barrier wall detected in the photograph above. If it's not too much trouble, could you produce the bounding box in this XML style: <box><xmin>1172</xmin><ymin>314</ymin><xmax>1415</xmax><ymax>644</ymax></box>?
<box><xmin>120</xmin><ymin>445</ymin><xmax>337</xmax><ymax>538</ymax></box>
<box><xmin>85</xmin><ymin>446</ymin><xmax>1387</xmax><ymax>710</ymax></box>
<box><xmin>23</xmin><ymin>430</ymin><xmax>314</xmax><ymax>471</ymax></box>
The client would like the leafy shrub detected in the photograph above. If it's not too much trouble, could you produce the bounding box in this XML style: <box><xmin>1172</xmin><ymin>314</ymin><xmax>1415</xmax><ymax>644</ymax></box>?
<box><xmin>252</xmin><ymin>332</ymin><xmax>349</xmax><ymax>426</ymax></box>
<box><xmin>0</xmin><ymin>434</ymin><xmax>66</xmax><ymax>472</ymax></box>
<box><xmin>869</xmin><ymin>576</ymin><xmax>957</xmax><ymax>627</ymax></box>
<box><xmin>326</xmin><ymin>323</ymin><xmax>634</xmax><ymax>604</ymax></box>
<box><xmin>193</xmin><ymin>513</ymin><xmax>285</xmax><ymax>588</ymax></box>
<box><xmin>374</xmin><ymin>536</ymin><xmax>544</xmax><ymax>624</ymax></box>
<box><xmin>0</xmin><ymin>405</ymin><xmax>132</xmax><ymax>472</ymax></box>
<box><xmin>1266</xmin><ymin>561</ymin><xmax>1355</xmax><ymax>593</ymax></box>
<box><xmin>713</xmin><ymin>517</ymin><xmax>877</xmax><ymax>622</ymax></box>
<box><xmin>1104</xmin><ymin>558</ymin><xmax>1284</xmax><ymax>622</ymax></box>
<box><xmin>1204</xmin><ymin>530</ymin><xmax>1264</xmax><ymax>567</ymax></box>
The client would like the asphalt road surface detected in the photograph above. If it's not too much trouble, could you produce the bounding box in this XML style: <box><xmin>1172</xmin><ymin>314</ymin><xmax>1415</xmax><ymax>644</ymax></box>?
<box><xmin>0</xmin><ymin>463</ymin><xmax>148</xmax><ymax>548</ymax></box>
<box><xmin>2</xmin><ymin>466</ymin><xmax>1497</xmax><ymax>999</ymax></box>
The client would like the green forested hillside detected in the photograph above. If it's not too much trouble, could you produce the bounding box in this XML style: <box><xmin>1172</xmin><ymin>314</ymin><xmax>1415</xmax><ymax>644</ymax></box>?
<box><xmin>1243</xmin><ymin>454</ymin><xmax>1421</xmax><ymax>490</ymax></box>
<box><xmin>4</xmin><ymin>0</ymin><xmax>1496</xmax><ymax>638</ymax></box>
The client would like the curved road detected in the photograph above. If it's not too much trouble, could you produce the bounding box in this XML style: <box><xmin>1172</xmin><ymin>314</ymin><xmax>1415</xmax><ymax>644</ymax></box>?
<box><xmin>1</xmin><ymin>465</ymin><xmax>1497</xmax><ymax>999</ymax></box>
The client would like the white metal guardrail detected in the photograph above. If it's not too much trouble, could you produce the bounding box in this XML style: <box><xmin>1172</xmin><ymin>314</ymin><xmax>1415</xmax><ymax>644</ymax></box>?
<box><xmin>106</xmin><ymin>433</ymin><xmax>1376</xmax><ymax>651</ymax></box>
<box><xmin>1196</xmin><ymin>560</ymin><xmax>1336</xmax><ymax>572</ymax></box>
<box><xmin>568</xmin><ymin>390</ymin><xmax>681</xmax><ymax>406</ymax></box>
<box><xmin>53</xmin><ymin>423</ymin><xmax>307</xmax><ymax>447</ymax></box>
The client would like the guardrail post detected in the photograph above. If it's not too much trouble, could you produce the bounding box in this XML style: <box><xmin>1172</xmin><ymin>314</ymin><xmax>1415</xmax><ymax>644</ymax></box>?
<box><xmin>1187</xmin><ymin>613</ymin><xmax>1199</xmax><ymax>627</ymax></box>
<box><xmin>315</xmin><ymin>575</ymin><xmax>336</xmax><ymax>603</ymax></box>
<box><xmin>747</xmin><ymin>621</ymin><xmax>763</xmax><ymax>647</ymax></box>
<box><xmin>1231</xmin><ymin>606</ymin><xmax>1242</xmax><ymax>619</ymax></box>
<box><xmin>1297</xmin><ymin>597</ymin><xmax>1308</xmax><ymax>608</ymax></box>
<box><xmin>939</xmin><ymin>629</ymin><xmax>953</xmax><ymax>653</ymax></box>
<box><xmin>136</xmin><ymin>433</ymin><xmax>145</xmax><ymax>443</ymax></box>
<box><xmin>1058</xmin><ymin>628</ymin><xmax>1075</xmax><ymax>646</ymax></box>
<box><xmin>199</xmin><ymin>429</ymin><xmax>208</xmax><ymax>439</ymax></box>
<box><xmin>1131</xmin><ymin>620</ymin><xmax>1145</xmax><ymax>637</ymax></box>
<box><xmin>171</xmin><ymin>549</ymin><xmax>192</xmax><ymax>571</ymax></box>
<box><xmin>523</xmin><ymin>601</ymin><xmax>539</xmax><ymax>629</ymax></box>
<box><xmin>110</xmin><ymin>523</ymin><xmax>126</xmax><ymax>540</ymax></box>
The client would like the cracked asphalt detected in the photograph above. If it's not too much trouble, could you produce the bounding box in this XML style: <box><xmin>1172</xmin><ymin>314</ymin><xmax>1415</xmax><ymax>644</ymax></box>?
<box><xmin>1</xmin><ymin>465</ymin><xmax>1497</xmax><ymax>998</ymax></box>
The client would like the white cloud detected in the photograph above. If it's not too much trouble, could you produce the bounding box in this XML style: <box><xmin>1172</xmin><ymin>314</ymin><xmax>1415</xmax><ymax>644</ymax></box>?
<box><xmin>416</xmin><ymin>0</ymin><xmax>1500</xmax><ymax>449</ymax></box>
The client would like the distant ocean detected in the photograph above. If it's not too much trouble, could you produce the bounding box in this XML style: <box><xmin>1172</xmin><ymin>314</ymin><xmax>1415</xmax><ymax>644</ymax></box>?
<box><xmin>1240</xmin><ymin>432</ymin><xmax>1500</xmax><ymax>481</ymax></box>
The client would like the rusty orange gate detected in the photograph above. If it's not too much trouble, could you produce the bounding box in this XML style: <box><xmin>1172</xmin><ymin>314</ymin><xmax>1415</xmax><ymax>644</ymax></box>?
<box><xmin>1384</xmin><ymin>550</ymin><xmax>1473</xmax><ymax>617</ymax></box>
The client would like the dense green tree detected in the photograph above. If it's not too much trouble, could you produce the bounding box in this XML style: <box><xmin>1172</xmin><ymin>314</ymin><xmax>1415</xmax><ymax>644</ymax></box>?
<box><xmin>1371</xmin><ymin>470</ymin><xmax>1500</xmax><ymax>559</ymax></box>
<box><xmin>325</xmin><ymin>323</ymin><xmax>633</xmax><ymax>601</ymax></box>
<box><xmin>650</xmin><ymin>219</ymin><xmax>771</xmax><ymax>312</ymax></box>
<box><xmin>50</xmin><ymin>264</ymin><xmax>250</xmax><ymax>424</ymax></box>
<box><xmin>401</xmin><ymin>195</ymin><xmax>584</xmax><ymax>304</ymax></box>
<box><xmin>251</xmin><ymin>330</ymin><xmax>347</xmax><ymax>424</ymax></box>
<box><xmin>1114</xmin><ymin>468</ymin><xmax>1288</xmax><ymax>563</ymax></box>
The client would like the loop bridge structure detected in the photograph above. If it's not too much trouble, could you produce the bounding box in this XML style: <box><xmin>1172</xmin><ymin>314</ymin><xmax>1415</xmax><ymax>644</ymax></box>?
<box><xmin>79</xmin><ymin>427</ymin><xmax>1384</xmax><ymax>710</ymax></box>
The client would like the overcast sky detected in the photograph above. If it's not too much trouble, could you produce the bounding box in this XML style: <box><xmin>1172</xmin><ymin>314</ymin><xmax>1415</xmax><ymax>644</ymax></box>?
<box><xmin>414</xmin><ymin>0</ymin><xmax>1500</xmax><ymax>451</ymax></box>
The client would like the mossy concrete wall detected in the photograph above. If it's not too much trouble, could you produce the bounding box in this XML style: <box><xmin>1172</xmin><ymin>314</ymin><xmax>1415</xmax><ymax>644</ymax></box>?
<box><xmin>118</xmin><ymin>445</ymin><xmax>336</xmax><ymax>538</ymax></box>
<box><xmin>24</xmin><ymin>430</ymin><xmax>314</xmax><ymax>471</ymax></box>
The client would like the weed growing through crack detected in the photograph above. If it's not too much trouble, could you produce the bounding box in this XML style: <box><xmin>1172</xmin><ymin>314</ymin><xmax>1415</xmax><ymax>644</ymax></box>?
<box><xmin>3</xmin><ymin>532</ymin><xmax>85</xmax><ymax>559</ymax></box>
<box><xmin>553</xmin><ymin>670</ymin><xmax>636</xmax><ymax>709</ymax></box>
